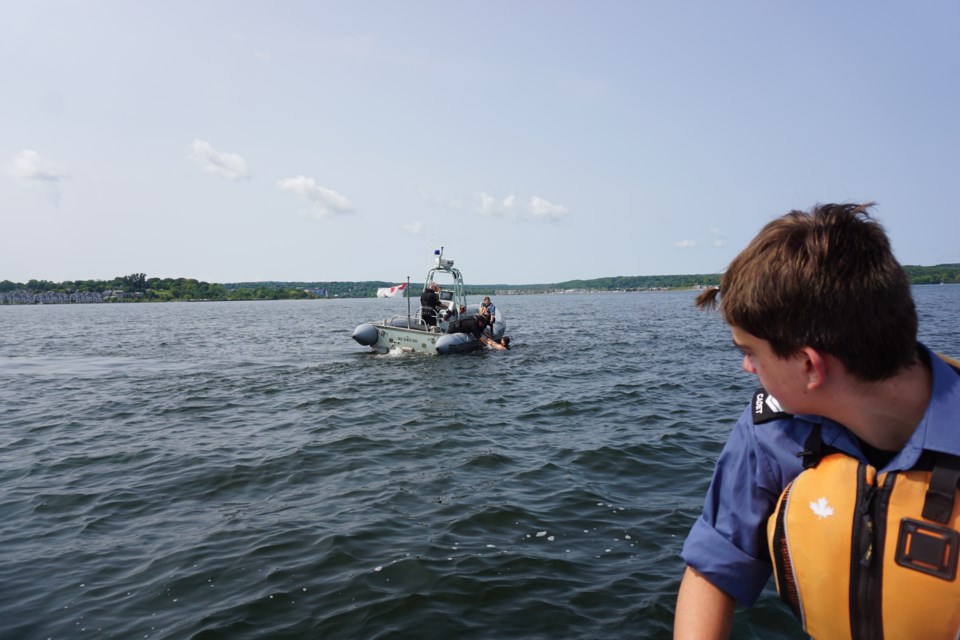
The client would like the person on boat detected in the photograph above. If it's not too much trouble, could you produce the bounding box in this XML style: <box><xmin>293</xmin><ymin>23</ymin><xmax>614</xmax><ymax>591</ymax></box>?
<box><xmin>478</xmin><ymin>296</ymin><xmax>497</xmax><ymax>338</ymax></box>
<box><xmin>447</xmin><ymin>312</ymin><xmax>489</xmax><ymax>340</ymax></box>
<box><xmin>479</xmin><ymin>296</ymin><xmax>496</xmax><ymax>323</ymax></box>
<box><xmin>674</xmin><ymin>203</ymin><xmax>960</xmax><ymax>639</ymax></box>
<box><xmin>420</xmin><ymin>282</ymin><xmax>441</xmax><ymax>328</ymax></box>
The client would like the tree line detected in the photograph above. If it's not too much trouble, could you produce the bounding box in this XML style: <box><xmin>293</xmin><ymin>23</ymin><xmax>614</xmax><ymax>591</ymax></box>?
<box><xmin>0</xmin><ymin>274</ymin><xmax>320</xmax><ymax>301</ymax></box>
<box><xmin>2</xmin><ymin>264</ymin><xmax>958</xmax><ymax>302</ymax></box>
<box><xmin>901</xmin><ymin>264</ymin><xmax>960</xmax><ymax>285</ymax></box>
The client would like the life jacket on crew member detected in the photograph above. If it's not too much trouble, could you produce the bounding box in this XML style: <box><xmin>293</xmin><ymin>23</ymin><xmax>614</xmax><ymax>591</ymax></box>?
<box><xmin>763</xmin><ymin>355</ymin><xmax>960</xmax><ymax>640</ymax></box>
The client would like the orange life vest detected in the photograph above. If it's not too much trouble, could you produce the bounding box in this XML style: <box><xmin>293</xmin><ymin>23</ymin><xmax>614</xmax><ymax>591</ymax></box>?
<box><xmin>767</xmin><ymin>443</ymin><xmax>960</xmax><ymax>639</ymax></box>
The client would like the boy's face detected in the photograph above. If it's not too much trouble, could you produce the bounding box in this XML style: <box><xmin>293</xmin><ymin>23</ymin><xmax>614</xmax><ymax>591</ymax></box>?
<box><xmin>731</xmin><ymin>326</ymin><xmax>811</xmax><ymax>414</ymax></box>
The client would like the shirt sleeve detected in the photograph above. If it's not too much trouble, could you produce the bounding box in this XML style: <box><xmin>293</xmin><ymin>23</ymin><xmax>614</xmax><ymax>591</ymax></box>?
<box><xmin>680</xmin><ymin>404</ymin><xmax>786</xmax><ymax>606</ymax></box>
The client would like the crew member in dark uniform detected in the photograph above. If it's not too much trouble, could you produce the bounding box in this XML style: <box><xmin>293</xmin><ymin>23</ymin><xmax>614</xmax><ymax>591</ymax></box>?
<box><xmin>420</xmin><ymin>282</ymin><xmax>441</xmax><ymax>327</ymax></box>
<box><xmin>447</xmin><ymin>313</ymin><xmax>489</xmax><ymax>339</ymax></box>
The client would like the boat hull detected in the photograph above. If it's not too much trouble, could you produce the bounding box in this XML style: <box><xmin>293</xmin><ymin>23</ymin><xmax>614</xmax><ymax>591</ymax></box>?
<box><xmin>352</xmin><ymin>323</ymin><xmax>380</xmax><ymax>346</ymax></box>
<box><xmin>352</xmin><ymin>312</ymin><xmax>504</xmax><ymax>355</ymax></box>
<box><xmin>435</xmin><ymin>332</ymin><xmax>481</xmax><ymax>355</ymax></box>
<box><xmin>352</xmin><ymin>321</ymin><xmax>476</xmax><ymax>355</ymax></box>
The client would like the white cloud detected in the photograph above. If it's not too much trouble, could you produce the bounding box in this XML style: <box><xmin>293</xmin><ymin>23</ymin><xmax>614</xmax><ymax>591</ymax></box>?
<box><xmin>403</xmin><ymin>221</ymin><xmax>422</xmax><ymax>235</ymax></box>
<box><xmin>529</xmin><ymin>196</ymin><xmax>568</xmax><ymax>222</ymax></box>
<box><xmin>476</xmin><ymin>192</ymin><xmax>498</xmax><ymax>215</ymax></box>
<box><xmin>675</xmin><ymin>240</ymin><xmax>696</xmax><ymax>249</ymax></box>
<box><xmin>711</xmin><ymin>228</ymin><xmax>726</xmax><ymax>248</ymax></box>
<box><xmin>189</xmin><ymin>139</ymin><xmax>250</xmax><ymax>180</ymax></box>
<box><xmin>9</xmin><ymin>149</ymin><xmax>67</xmax><ymax>205</ymax></box>
<box><xmin>278</xmin><ymin>175</ymin><xmax>355</xmax><ymax>218</ymax></box>
<box><xmin>474</xmin><ymin>193</ymin><xmax>568</xmax><ymax>222</ymax></box>
<box><xmin>418</xmin><ymin>188</ymin><xmax>461</xmax><ymax>209</ymax></box>
<box><xmin>476</xmin><ymin>192</ymin><xmax>518</xmax><ymax>218</ymax></box>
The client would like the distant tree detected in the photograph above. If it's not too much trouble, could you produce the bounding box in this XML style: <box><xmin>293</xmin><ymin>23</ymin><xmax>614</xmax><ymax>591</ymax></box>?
<box><xmin>121</xmin><ymin>273</ymin><xmax>148</xmax><ymax>292</ymax></box>
<box><xmin>26</xmin><ymin>279</ymin><xmax>58</xmax><ymax>292</ymax></box>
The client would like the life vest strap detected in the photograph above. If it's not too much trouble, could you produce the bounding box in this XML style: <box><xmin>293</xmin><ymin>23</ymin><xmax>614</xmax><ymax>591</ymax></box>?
<box><xmin>923</xmin><ymin>455</ymin><xmax>960</xmax><ymax>524</ymax></box>
<box><xmin>798</xmin><ymin>425</ymin><xmax>821</xmax><ymax>469</ymax></box>
<box><xmin>797</xmin><ymin>424</ymin><xmax>836</xmax><ymax>469</ymax></box>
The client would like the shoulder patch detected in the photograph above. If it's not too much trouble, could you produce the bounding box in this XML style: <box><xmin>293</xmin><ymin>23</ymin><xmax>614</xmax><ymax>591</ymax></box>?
<box><xmin>752</xmin><ymin>389</ymin><xmax>792</xmax><ymax>424</ymax></box>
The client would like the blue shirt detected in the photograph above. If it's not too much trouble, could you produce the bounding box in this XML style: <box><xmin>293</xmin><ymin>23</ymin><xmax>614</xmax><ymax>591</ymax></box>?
<box><xmin>680</xmin><ymin>344</ymin><xmax>960</xmax><ymax>606</ymax></box>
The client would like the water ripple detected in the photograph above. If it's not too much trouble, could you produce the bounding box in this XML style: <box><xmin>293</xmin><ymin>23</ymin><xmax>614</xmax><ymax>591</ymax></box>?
<box><xmin>3</xmin><ymin>290</ymin><xmax>955</xmax><ymax>638</ymax></box>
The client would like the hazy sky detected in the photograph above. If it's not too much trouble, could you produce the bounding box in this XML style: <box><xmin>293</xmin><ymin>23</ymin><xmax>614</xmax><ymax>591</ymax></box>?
<box><xmin>3</xmin><ymin>1</ymin><xmax>959</xmax><ymax>284</ymax></box>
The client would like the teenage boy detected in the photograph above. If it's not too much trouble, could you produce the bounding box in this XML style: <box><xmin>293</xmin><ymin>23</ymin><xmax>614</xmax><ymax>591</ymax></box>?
<box><xmin>674</xmin><ymin>203</ymin><xmax>960</xmax><ymax>638</ymax></box>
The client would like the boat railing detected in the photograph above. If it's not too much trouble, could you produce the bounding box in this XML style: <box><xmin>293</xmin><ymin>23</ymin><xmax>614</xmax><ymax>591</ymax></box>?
<box><xmin>383</xmin><ymin>314</ymin><xmax>433</xmax><ymax>332</ymax></box>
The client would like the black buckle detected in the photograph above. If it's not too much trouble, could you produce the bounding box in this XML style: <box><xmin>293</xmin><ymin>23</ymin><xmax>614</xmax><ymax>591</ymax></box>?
<box><xmin>895</xmin><ymin>518</ymin><xmax>959</xmax><ymax>581</ymax></box>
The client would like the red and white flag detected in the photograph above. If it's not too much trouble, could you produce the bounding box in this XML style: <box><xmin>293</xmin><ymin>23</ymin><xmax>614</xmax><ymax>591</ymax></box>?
<box><xmin>376</xmin><ymin>283</ymin><xmax>407</xmax><ymax>298</ymax></box>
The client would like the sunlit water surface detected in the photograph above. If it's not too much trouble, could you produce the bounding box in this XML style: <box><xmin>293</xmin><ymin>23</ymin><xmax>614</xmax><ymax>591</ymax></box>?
<box><xmin>2</xmin><ymin>286</ymin><xmax>958</xmax><ymax>639</ymax></box>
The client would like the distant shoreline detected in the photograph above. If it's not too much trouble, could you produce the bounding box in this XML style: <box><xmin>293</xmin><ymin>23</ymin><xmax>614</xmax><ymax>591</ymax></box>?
<box><xmin>3</xmin><ymin>283</ymin><xmax>957</xmax><ymax>307</ymax></box>
<box><xmin>1</xmin><ymin>286</ymin><xmax>707</xmax><ymax>306</ymax></box>
<box><xmin>2</xmin><ymin>265</ymin><xmax>958</xmax><ymax>305</ymax></box>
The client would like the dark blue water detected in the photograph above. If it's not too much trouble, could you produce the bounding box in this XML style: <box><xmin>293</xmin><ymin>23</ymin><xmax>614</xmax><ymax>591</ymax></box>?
<box><xmin>2</xmin><ymin>286</ymin><xmax>958</xmax><ymax>639</ymax></box>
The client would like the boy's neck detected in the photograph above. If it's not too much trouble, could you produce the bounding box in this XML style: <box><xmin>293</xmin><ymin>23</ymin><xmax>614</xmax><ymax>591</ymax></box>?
<box><xmin>822</xmin><ymin>355</ymin><xmax>932</xmax><ymax>452</ymax></box>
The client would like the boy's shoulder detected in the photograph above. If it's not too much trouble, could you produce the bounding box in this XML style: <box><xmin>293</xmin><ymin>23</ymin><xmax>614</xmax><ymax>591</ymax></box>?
<box><xmin>751</xmin><ymin>389</ymin><xmax>792</xmax><ymax>425</ymax></box>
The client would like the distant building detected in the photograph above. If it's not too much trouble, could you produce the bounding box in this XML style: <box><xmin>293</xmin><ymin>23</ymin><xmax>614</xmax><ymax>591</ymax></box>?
<box><xmin>0</xmin><ymin>289</ymin><xmax>106</xmax><ymax>304</ymax></box>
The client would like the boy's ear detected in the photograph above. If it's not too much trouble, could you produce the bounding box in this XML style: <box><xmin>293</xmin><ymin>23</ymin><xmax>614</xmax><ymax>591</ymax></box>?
<box><xmin>800</xmin><ymin>347</ymin><xmax>827</xmax><ymax>390</ymax></box>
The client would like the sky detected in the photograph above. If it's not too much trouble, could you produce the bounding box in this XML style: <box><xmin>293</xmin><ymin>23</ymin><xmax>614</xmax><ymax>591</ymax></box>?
<box><xmin>3</xmin><ymin>1</ymin><xmax>959</xmax><ymax>285</ymax></box>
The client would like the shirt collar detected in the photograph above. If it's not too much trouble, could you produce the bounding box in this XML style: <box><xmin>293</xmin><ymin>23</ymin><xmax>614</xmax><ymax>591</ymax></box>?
<box><xmin>799</xmin><ymin>343</ymin><xmax>960</xmax><ymax>469</ymax></box>
<box><xmin>903</xmin><ymin>343</ymin><xmax>960</xmax><ymax>460</ymax></box>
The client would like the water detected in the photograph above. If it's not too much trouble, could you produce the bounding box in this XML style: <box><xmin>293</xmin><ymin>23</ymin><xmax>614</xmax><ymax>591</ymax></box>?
<box><xmin>2</xmin><ymin>286</ymin><xmax>958</xmax><ymax>639</ymax></box>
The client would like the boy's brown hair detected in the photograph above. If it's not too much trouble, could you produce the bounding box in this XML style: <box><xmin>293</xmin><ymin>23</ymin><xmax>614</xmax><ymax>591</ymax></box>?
<box><xmin>697</xmin><ymin>203</ymin><xmax>917</xmax><ymax>381</ymax></box>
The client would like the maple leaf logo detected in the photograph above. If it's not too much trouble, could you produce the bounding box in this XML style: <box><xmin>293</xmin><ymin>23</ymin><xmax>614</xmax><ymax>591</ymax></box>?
<box><xmin>809</xmin><ymin>497</ymin><xmax>834</xmax><ymax>519</ymax></box>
